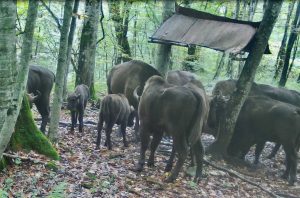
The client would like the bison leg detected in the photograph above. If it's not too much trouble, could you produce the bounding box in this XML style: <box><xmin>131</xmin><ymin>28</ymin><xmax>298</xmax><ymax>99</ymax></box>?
<box><xmin>35</xmin><ymin>98</ymin><xmax>50</xmax><ymax>133</ymax></box>
<box><xmin>192</xmin><ymin>139</ymin><xmax>204</xmax><ymax>182</ymax></box>
<box><xmin>120</xmin><ymin>123</ymin><xmax>128</xmax><ymax>147</ymax></box>
<box><xmin>283</xmin><ymin>146</ymin><xmax>297</xmax><ymax>185</ymax></box>
<box><xmin>147</xmin><ymin>130</ymin><xmax>163</xmax><ymax>167</ymax></box>
<box><xmin>254</xmin><ymin>141</ymin><xmax>266</xmax><ymax>165</ymax></box>
<box><xmin>165</xmin><ymin>145</ymin><xmax>175</xmax><ymax>172</ymax></box>
<box><xmin>105</xmin><ymin>123</ymin><xmax>114</xmax><ymax>150</ymax></box>
<box><xmin>165</xmin><ymin>138</ymin><xmax>188</xmax><ymax>183</ymax></box>
<box><xmin>71</xmin><ymin>111</ymin><xmax>77</xmax><ymax>132</ymax></box>
<box><xmin>267</xmin><ymin>143</ymin><xmax>281</xmax><ymax>159</ymax></box>
<box><xmin>135</xmin><ymin>124</ymin><xmax>150</xmax><ymax>172</ymax></box>
<box><xmin>78</xmin><ymin>109</ymin><xmax>84</xmax><ymax>133</ymax></box>
<box><xmin>96</xmin><ymin>114</ymin><xmax>104</xmax><ymax>150</ymax></box>
<box><xmin>134</xmin><ymin>111</ymin><xmax>140</xmax><ymax>142</ymax></box>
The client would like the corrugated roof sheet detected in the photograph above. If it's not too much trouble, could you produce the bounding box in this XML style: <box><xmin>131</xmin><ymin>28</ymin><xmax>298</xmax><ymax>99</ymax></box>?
<box><xmin>149</xmin><ymin>6</ymin><xmax>271</xmax><ymax>54</ymax></box>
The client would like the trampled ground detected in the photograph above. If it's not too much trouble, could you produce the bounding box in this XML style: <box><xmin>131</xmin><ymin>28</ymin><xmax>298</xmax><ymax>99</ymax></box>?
<box><xmin>0</xmin><ymin>105</ymin><xmax>299</xmax><ymax>197</ymax></box>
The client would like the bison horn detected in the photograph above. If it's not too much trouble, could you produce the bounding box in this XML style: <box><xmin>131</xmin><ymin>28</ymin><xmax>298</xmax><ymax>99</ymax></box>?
<box><xmin>133</xmin><ymin>86</ymin><xmax>141</xmax><ymax>102</ymax></box>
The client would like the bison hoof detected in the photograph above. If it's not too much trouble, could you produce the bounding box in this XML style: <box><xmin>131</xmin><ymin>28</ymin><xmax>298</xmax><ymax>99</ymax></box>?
<box><xmin>124</xmin><ymin>142</ymin><xmax>129</xmax><ymax>147</ymax></box>
<box><xmin>133</xmin><ymin>163</ymin><xmax>144</xmax><ymax>172</ymax></box>
<box><xmin>147</xmin><ymin>160</ymin><xmax>154</xmax><ymax>167</ymax></box>
<box><xmin>281</xmin><ymin>173</ymin><xmax>288</xmax><ymax>180</ymax></box>
<box><xmin>164</xmin><ymin>164</ymin><xmax>172</xmax><ymax>172</ymax></box>
<box><xmin>288</xmin><ymin>179</ymin><xmax>295</xmax><ymax>186</ymax></box>
<box><xmin>95</xmin><ymin>146</ymin><xmax>100</xmax><ymax>150</ymax></box>
<box><xmin>165</xmin><ymin>176</ymin><xmax>176</xmax><ymax>183</ymax></box>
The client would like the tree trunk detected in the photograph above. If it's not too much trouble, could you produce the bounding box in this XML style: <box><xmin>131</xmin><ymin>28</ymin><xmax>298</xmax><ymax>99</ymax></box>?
<box><xmin>0</xmin><ymin>1</ymin><xmax>19</xmax><ymax>159</ymax></box>
<box><xmin>48</xmin><ymin>0</ymin><xmax>75</xmax><ymax>143</ymax></box>
<box><xmin>0</xmin><ymin>0</ymin><xmax>42</xmax><ymax>161</ymax></box>
<box><xmin>226</xmin><ymin>0</ymin><xmax>240</xmax><ymax>78</ymax></box>
<box><xmin>273</xmin><ymin>0</ymin><xmax>296</xmax><ymax>80</ymax></box>
<box><xmin>10</xmin><ymin>96</ymin><xmax>58</xmax><ymax>160</ymax></box>
<box><xmin>155</xmin><ymin>0</ymin><xmax>175</xmax><ymax>76</ymax></box>
<box><xmin>287</xmin><ymin>36</ymin><xmax>299</xmax><ymax>78</ymax></box>
<box><xmin>279</xmin><ymin>1</ymin><xmax>300</xmax><ymax>87</ymax></box>
<box><xmin>207</xmin><ymin>0</ymin><xmax>283</xmax><ymax>158</ymax></box>
<box><xmin>75</xmin><ymin>0</ymin><xmax>100</xmax><ymax>100</ymax></box>
<box><xmin>108</xmin><ymin>0</ymin><xmax>132</xmax><ymax>65</ymax></box>
<box><xmin>181</xmin><ymin>0</ymin><xmax>197</xmax><ymax>72</ymax></box>
<box><xmin>213</xmin><ymin>53</ymin><xmax>226</xmax><ymax>80</ymax></box>
<box><xmin>62</xmin><ymin>0</ymin><xmax>80</xmax><ymax>101</ymax></box>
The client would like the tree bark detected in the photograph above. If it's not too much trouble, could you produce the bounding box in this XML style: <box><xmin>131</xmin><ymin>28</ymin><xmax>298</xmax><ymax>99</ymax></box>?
<box><xmin>273</xmin><ymin>0</ymin><xmax>296</xmax><ymax>80</ymax></box>
<box><xmin>48</xmin><ymin>0</ymin><xmax>75</xmax><ymax>143</ymax></box>
<box><xmin>75</xmin><ymin>0</ymin><xmax>100</xmax><ymax>99</ymax></box>
<box><xmin>62</xmin><ymin>0</ymin><xmax>80</xmax><ymax>101</ymax></box>
<box><xmin>155</xmin><ymin>0</ymin><xmax>175</xmax><ymax>76</ymax></box>
<box><xmin>279</xmin><ymin>1</ymin><xmax>300</xmax><ymax>87</ymax></box>
<box><xmin>207</xmin><ymin>0</ymin><xmax>283</xmax><ymax>158</ymax></box>
<box><xmin>0</xmin><ymin>1</ymin><xmax>18</xmax><ymax>159</ymax></box>
<box><xmin>108</xmin><ymin>0</ymin><xmax>132</xmax><ymax>65</ymax></box>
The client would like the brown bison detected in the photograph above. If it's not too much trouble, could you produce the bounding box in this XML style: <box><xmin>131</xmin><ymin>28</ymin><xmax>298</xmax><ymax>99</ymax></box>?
<box><xmin>135</xmin><ymin>76</ymin><xmax>209</xmax><ymax>182</ymax></box>
<box><xmin>211</xmin><ymin>79</ymin><xmax>300</xmax><ymax>160</ymax></box>
<box><xmin>209</xmin><ymin>95</ymin><xmax>300</xmax><ymax>185</ymax></box>
<box><xmin>166</xmin><ymin>70</ymin><xmax>205</xmax><ymax>89</ymax></box>
<box><xmin>27</xmin><ymin>65</ymin><xmax>55</xmax><ymax>133</ymax></box>
<box><xmin>67</xmin><ymin>84</ymin><xmax>90</xmax><ymax>133</ymax></box>
<box><xmin>107</xmin><ymin>60</ymin><xmax>161</xmax><ymax>140</ymax></box>
<box><xmin>96</xmin><ymin>94</ymin><xmax>135</xmax><ymax>150</ymax></box>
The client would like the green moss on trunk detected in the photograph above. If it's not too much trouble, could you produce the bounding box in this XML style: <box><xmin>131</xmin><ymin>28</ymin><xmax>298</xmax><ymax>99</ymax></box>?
<box><xmin>9</xmin><ymin>96</ymin><xmax>59</xmax><ymax>160</ymax></box>
<box><xmin>0</xmin><ymin>157</ymin><xmax>8</xmax><ymax>170</ymax></box>
<box><xmin>89</xmin><ymin>82</ymin><xmax>96</xmax><ymax>100</ymax></box>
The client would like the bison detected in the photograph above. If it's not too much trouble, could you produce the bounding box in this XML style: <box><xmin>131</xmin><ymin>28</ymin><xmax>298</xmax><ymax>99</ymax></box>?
<box><xmin>211</xmin><ymin>79</ymin><xmax>300</xmax><ymax>160</ymax></box>
<box><xmin>27</xmin><ymin>65</ymin><xmax>55</xmax><ymax>133</ymax></box>
<box><xmin>96</xmin><ymin>94</ymin><xmax>135</xmax><ymax>150</ymax></box>
<box><xmin>67</xmin><ymin>84</ymin><xmax>89</xmax><ymax>133</ymax></box>
<box><xmin>135</xmin><ymin>76</ymin><xmax>209</xmax><ymax>182</ymax></box>
<box><xmin>214</xmin><ymin>96</ymin><xmax>300</xmax><ymax>186</ymax></box>
<box><xmin>107</xmin><ymin>60</ymin><xmax>161</xmax><ymax>140</ymax></box>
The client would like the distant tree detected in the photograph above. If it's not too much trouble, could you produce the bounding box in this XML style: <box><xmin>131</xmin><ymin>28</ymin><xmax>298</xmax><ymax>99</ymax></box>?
<box><xmin>62</xmin><ymin>0</ymin><xmax>80</xmax><ymax>101</ymax></box>
<box><xmin>48</xmin><ymin>0</ymin><xmax>75</xmax><ymax>143</ymax></box>
<box><xmin>75</xmin><ymin>0</ymin><xmax>100</xmax><ymax>99</ymax></box>
<box><xmin>108</xmin><ymin>0</ymin><xmax>132</xmax><ymax>64</ymax></box>
<box><xmin>273</xmin><ymin>0</ymin><xmax>296</xmax><ymax>80</ymax></box>
<box><xmin>279</xmin><ymin>0</ymin><xmax>300</xmax><ymax>87</ymax></box>
<box><xmin>155</xmin><ymin>0</ymin><xmax>175</xmax><ymax>76</ymax></box>
<box><xmin>181</xmin><ymin>0</ymin><xmax>197</xmax><ymax>72</ymax></box>
<box><xmin>207</xmin><ymin>0</ymin><xmax>283</xmax><ymax>157</ymax></box>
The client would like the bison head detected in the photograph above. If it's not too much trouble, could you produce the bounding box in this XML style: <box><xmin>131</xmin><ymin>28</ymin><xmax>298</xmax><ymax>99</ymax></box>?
<box><xmin>67</xmin><ymin>93</ymin><xmax>81</xmax><ymax>111</ymax></box>
<box><xmin>27</xmin><ymin>90</ymin><xmax>41</xmax><ymax>108</ymax></box>
<box><xmin>207</xmin><ymin>91</ymin><xmax>229</xmax><ymax>134</ymax></box>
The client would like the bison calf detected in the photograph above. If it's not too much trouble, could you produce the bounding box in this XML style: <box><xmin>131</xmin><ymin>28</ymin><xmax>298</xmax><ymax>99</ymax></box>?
<box><xmin>96</xmin><ymin>94</ymin><xmax>134</xmax><ymax>150</ymax></box>
<box><xmin>67</xmin><ymin>84</ymin><xmax>89</xmax><ymax>133</ymax></box>
<box><xmin>135</xmin><ymin>76</ymin><xmax>209</xmax><ymax>182</ymax></box>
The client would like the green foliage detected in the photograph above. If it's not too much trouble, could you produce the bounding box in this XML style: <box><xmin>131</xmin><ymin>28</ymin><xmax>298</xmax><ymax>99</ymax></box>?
<box><xmin>0</xmin><ymin>189</ymin><xmax>9</xmax><ymax>198</ymax></box>
<box><xmin>0</xmin><ymin>157</ymin><xmax>8</xmax><ymax>170</ymax></box>
<box><xmin>10</xmin><ymin>96</ymin><xmax>59</xmax><ymax>160</ymax></box>
<box><xmin>45</xmin><ymin>161</ymin><xmax>58</xmax><ymax>171</ymax></box>
<box><xmin>47</xmin><ymin>182</ymin><xmax>67</xmax><ymax>198</ymax></box>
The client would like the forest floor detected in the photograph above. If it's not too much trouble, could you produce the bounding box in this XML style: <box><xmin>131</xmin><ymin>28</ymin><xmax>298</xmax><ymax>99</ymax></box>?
<box><xmin>1</xmin><ymin>104</ymin><xmax>300</xmax><ymax>198</ymax></box>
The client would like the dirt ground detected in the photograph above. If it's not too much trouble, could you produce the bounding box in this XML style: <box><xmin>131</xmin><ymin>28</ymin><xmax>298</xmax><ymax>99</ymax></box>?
<box><xmin>0</xmin><ymin>105</ymin><xmax>299</xmax><ymax>198</ymax></box>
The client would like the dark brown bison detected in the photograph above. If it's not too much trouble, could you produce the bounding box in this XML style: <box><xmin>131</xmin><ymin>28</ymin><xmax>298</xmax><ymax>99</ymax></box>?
<box><xmin>27</xmin><ymin>65</ymin><xmax>55</xmax><ymax>133</ymax></box>
<box><xmin>135</xmin><ymin>75</ymin><xmax>209</xmax><ymax>182</ymax></box>
<box><xmin>211</xmin><ymin>96</ymin><xmax>300</xmax><ymax>186</ymax></box>
<box><xmin>107</xmin><ymin>60</ymin><xmax>161</xmax><ymax>139</ymax></box>
<box><xmin>67</xmin><ymin>84</ymin><xmax>90</xmax><ymax>133</ymax></box>
<box><xmin>166</xmin><ymin>70</ymin><xmax>206</xmax><ymax>89</ymax></box>
<box><xmin>96</xmin><ymin>94</ymin><xmax>135</xmax><ymax>150</ymax></box>
<box><xmin>211</xmin><ymin>79</ymin><xmax>300</xmax><ymax>160</ymax></box>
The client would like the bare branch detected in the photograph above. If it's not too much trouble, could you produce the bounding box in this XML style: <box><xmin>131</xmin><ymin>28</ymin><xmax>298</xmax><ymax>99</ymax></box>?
<box><xmin>96</xmin><ymin>0</ymin><xmax>105</xmax><ymax>45</ymax></box>
<box><xmin>40</xmin><ymin>0</ymin><xmax>62</xmax><ymax>31</ymax></box>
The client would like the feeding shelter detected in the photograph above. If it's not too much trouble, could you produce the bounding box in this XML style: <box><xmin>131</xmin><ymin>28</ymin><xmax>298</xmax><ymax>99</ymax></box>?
<box><xmin>149</xmin><ymin>5</ymin><xmax>270</xmax><ymax>54</ymax></box>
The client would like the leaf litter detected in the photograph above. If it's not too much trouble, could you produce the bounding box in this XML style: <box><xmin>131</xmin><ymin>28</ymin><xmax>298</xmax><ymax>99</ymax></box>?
<box><xmin>0</xmin><ymin>104</ymin><xmax>299</xmax><ymax>197</ymax></box>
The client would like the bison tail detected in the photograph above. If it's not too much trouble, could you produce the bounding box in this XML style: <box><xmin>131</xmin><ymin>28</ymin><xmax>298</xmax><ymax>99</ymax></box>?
<box><xmin>188</xmin><ymin>88</ymin><xmax>207</xmax><ymax>146</ymax></box>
